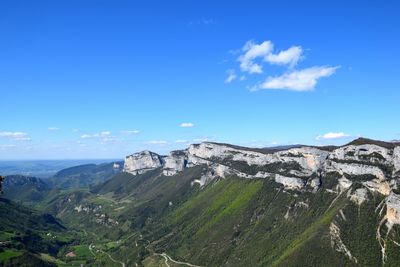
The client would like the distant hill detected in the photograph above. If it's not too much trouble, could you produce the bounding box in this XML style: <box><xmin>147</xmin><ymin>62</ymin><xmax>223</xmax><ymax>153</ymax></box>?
<box><xmin>48</xmin><ymin>161</ymin><xmax>123</xmax><ymax>189</ymax></box>
<box><xmin>2</xmin><ymin>175</ymin><xmax>51</xmax><ymax>204</ymax></box>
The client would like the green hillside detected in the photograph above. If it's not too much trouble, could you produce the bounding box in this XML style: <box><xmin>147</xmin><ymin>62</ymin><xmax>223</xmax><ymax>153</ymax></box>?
<box><xmin>2</xmin><ymin>139</ymin><xmax>400</xmax><ymax>266</ymax></box>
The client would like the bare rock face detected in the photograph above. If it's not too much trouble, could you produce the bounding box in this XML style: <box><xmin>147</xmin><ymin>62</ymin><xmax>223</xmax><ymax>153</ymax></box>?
<box><xmin>123</xmin><ymin>139</ymin><xmax>400</xmax><ymax>196</ymax></box>
<box><xmin>394</xmin><ymin>146</ymin><xmax>400</xmax><ymax>175</ymax></box>
<box><xmin>275</xmin><ymin>174</ymin><xmax>305</xmax><ymax>190</ymax></box>
<box><xmin>329</xmin><ymin>144</ymin><xmax>392</xmax><ymax>163</ymax></box>
<box><xmin>123</xmin><ymin>151</ymin><xmax>164</xmax><ymax>175</ymax></box>
<box><xmin>163</xmin><ymin>151</ymin><xmax>187</xmax><ymax>176</ymax></box>
<box><xmin>325</xmin><ymin>161</ymin><xmax>386</xmax><ymax>181</ymax></box>
<box><xmin>338</xmin><ymin>177</ymin><xmax>353</xmax><ymax>191</ymax></box>
<box><xmin>276</xmin><ymin>147</ymin><xmax>329</xmax><ymax>173</ymax></box>
<box><xmin>350</xmin><ymin>188</ymin><xmax>369</xmax><ymax>205</ymax></box>
<box><xmin>362</xmin><ymin>179</ymin><xmax>391</xmax><ymax>196</ymax></box>
<box><xmin>386</xmin><ymin>192</ymin><xmax>400</xmax><ymax>225</ymax></box>
<box><xmin>186</xmin><ymin>143</ymin><xmax>329</xmax><ymax>176</ymax></box>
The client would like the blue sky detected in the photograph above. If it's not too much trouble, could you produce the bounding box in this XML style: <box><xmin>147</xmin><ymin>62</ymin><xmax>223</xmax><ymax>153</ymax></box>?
<box><xmin>1</xmin><ymin>0</ymin><xmax>399</xmax><ymax>159</ymax></box>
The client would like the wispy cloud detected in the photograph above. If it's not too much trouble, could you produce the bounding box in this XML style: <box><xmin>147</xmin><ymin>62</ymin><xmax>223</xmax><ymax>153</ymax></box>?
<box><xmin>48</xmin><ymin>127</ymin><xmax>60</xmax><ymax>131</ymax></box>
<box><xmin>224</xmin><ymin>69</ymin><xmax>237</xmax><ymax>83</ymax></box>
<box><xmin>175</xmin><ymin>139</ymin><xmax>188</xmax><ymax>143</ymax></box>
<box><xmin>253</xmin><ymin>66</ymin><xmax>339</xmax><ymax>92</ymax></box>
<box><xmin>180</xmin><ymin>122</ymin><xmax>194</xmax><ymax>128</ymax></box>
<box><xmin>147</xmin><ymin>140</ymin><xmax>168</xmax><ymax>145</ymax></box>
<box><xmin>0</xmin><ymin>131</ymin><xmax>31</xmax><ymax>141</ymax></box>
<box><xmin>80</xmin><ymin>131</ymin><xmax>111</xmax><ymax>139</ymax></box>
<box><xmin>316</xmin><ymin>132</ymin><xmax>351</xmax><ymax>140</ymax></box>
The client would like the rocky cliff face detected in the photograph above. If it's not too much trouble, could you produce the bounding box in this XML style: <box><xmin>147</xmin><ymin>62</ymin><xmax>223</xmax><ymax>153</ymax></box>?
<box><xmin>123</xmin><ymin>139</ymin><xmax>400</xmax><ymax>192</ymax></box>
<box><xmin>123</xmin><ymin>150</ymin><xmax>164</xmax><ymax>175</ymax></box>
<box><xmin>122</xmin><ymin>139</ymin><xmax>400</xmax><ymax>244</ymax></box>
<box><xmin>122</xmin><ymin>139</ymin><xmax>400</xmax><ymax>198</ymax></box>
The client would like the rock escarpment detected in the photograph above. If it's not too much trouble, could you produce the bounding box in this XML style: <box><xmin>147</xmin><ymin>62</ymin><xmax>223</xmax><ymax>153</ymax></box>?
<box><xmin>123</xmin><ymin>150</ymin><xmax>164</xmax><ymax>175</ymax></box>
<box><xmin>123</xmin><ymin>139</ymin><xmax>400</xmax><ymax>193</ymax></box>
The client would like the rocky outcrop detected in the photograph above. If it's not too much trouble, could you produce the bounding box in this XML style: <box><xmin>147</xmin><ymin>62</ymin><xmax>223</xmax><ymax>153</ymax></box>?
<box><xmin>349</xmin><ymin>188</ymin><xmax>368</xmax><ymax>205</ymax></box>
<box><xmin>329</xmin><ymin>144</ymin><xmax>392</xmax><ymax>163</ymax></box>
<box><xmin>394</xmin><ymin>146</ymin><xmax>400</xmax><ymax>174</ymax></box>
<box><xmin>124</xmin><ymin>151</ymin><xmax>164</xmax><ymax>175</ymax></box>
<box><xmin>275</xmin><ymin>174</ymin><xmax>305</xmax><ymax>189</ymax></box>
<box><xmin>386</xmin><ymin>192</ymin><xmax>400</xmax><ymax>226</ymax></box>
<box><xmin>326</xmin><ymin>161</ymin><xmax>386</xmax><ymax>180</ymax></box>
<box><xmin>162</xmin><ymin>151</ymin><xmax>187</xmax><ymax>176</ymax></box>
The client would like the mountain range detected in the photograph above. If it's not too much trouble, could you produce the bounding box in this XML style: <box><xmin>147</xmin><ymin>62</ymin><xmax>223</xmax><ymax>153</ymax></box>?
<box><xmin>1</xmin><ymin>137</ymin><xmax>400</xmax><ymax>266</ymax></box>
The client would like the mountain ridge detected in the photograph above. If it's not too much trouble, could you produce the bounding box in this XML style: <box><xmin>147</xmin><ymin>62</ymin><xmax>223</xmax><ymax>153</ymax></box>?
<box><xmin>2</xmin><ymin>137</ymin><xmax>400</xmax><ymax>266</ymax></box>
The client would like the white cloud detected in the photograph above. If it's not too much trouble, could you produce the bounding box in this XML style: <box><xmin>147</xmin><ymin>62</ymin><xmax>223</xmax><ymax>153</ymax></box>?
<box><xmin>80</xmin><ymin>131</ymin><xmax>119</xmax><ymax>144</ymax></box>
<box><xmin>0</xmin><ymin>131</ymin><xmax>31</xmax><ymax>141</ymax></box>
<box><xmin>121</xmin><ymin>130</ymin><xmax>140</xmax><ymax>135</ymax></box>
<box><xmin>72</xmin><ymin>129</ymin><xmax>79</xmax><ymax>132</ymax></box>
<box><xmin>180</xmin><ymin>122</ymin><xmax>194</xmax><ymax>128</ymax></box>
<box><xmin>80</xmin><ymin>131</ymin><xmax>111</xmax><ymax>139</ymax></box>
<box><xmin>147</xmin><ymin>140</ymin><xmax>168</xmax><ymax>144</ymax></box>
<box><xmin>265</xmin><ymin>46</ymin><xmax>303</xmax><ymax>67</ymax></box>
<box><xmin>238</xmin><ymin>40</ymin><xmax>273</xmax><ymax>74</ymax></box>
<box><xmin>80</xmin><ymin>134</ymin><xmax>93</xmax><ymax>139</ymax></box>
<box><xmin>100</xmin><ymin>131</ymin><xmax>111</xmax><ymax>137</ymax></box>
<box><xmin>254</xmin><ymin>66</ymin><xmax>339</xmax><ymax>92</ymax></box>
<box><xmin>231</xmin><ymin>39</ymin><xmax>339</xmax><ymax>92</ymax></box>
<box><xmin>48</xmin><ymin>127</ymin><xmax>60</xmax><ymax>131</ymax></box>
<box><xmin>224</xmin><ymin>69</ymin><xmax>237</xmax><ymax>83</ymax></box>
<box><xmin>175</xmin><ymin>139</ymin><xmax>188</xmax><ymax>143</ymax></box>
<box><xmin>316</xmin><ymin>132</ymin><xmax>351</xmax><ymax>140</ymax></box>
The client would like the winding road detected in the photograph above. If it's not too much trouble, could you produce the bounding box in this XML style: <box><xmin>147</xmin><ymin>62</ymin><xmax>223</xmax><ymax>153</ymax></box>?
<box><xmin>86</xmin><ymin>231</ymin><xmax>200</xmax><ymax>267</ymax></box>
<box><xmin>89</xmin><ymin>243</ymin><xmax>126</xmax><ymax>267</ymax></box>
<box><xmin>154</xmin><ymin>252</ymin><xmax>203</xmax><ymax>267</ymax></box>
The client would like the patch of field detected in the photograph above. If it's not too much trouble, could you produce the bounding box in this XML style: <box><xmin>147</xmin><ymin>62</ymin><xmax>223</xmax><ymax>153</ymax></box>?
<box><xmin>73</xmin><ymin>244</ymin><xmax>93</xmax><ymax>258</ymax></box>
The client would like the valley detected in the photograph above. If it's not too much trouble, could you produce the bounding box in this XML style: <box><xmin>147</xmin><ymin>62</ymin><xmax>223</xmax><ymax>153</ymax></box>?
<box><xmin>1</xmin><ymin>138</ymin><xmax>400</xmax><ymax>266</ymax></box>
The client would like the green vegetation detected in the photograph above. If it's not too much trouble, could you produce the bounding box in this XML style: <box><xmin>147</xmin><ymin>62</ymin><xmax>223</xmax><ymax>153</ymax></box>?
<box><xmin>49</xmin><ymin>161</ymin><xmax>123</xmax><ymax>189</ymax></box>
<box><xmin>271</xmin><ymin>200</ymin><xmax>343</xmax><ymax>266</ymax></box>
<box><xmin>2</xmin><ymin>141</ymin><xmax>400</xmax><ymax>266</ymax></box>
<box><xmin>0</xmin><ymin>232</ymin><xmax>15</xmax><ymax>241</ymax></box>
<box><xmin>0</xmin><ymin>249</ymin><xmax>22</xmax><ymax>261</ymax></box>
